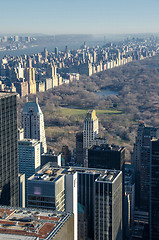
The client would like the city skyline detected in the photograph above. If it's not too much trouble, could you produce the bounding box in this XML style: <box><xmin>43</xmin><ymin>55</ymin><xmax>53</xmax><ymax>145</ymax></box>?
<box><xmin>1</xmin><ymin>0</ymin><xmax>159</xmax><ymax>35</ymax></box>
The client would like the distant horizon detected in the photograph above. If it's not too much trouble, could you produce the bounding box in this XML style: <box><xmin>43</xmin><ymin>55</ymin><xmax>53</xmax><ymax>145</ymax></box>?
<box><xmin>0</xmin><ymin>32</ymin><xmax>159</xmax><ymax>37</ymax></box>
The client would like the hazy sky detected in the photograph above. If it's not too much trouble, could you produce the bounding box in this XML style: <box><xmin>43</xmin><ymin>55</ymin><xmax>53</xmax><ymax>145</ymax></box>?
<box><xmin>1</xmin><ymin>0</ymin><xmax>159</xmax><ymax>35</ymax></box>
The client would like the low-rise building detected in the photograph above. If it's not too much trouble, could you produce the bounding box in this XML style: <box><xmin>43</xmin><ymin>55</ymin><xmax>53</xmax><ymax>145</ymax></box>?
<box><xmin>0</xmin><ymin>206</ymin><xmax>74</xmax><ymax>240</ymax></box>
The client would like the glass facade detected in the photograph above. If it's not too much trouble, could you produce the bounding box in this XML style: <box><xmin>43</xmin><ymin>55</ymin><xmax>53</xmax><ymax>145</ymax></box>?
<box><xmin>0</xmin><ymin>93</ymin><xmax>19</xmax><ymax>207</ymax></box>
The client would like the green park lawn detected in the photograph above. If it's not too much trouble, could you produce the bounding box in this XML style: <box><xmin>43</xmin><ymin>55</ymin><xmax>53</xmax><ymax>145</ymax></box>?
<box><xmin>59</xmin><ymin>107</ymin><xmax>122</xmax><ymax>116</ymax></box>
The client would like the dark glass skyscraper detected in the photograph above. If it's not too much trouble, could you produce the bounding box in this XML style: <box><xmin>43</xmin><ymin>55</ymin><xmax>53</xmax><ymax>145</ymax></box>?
<box><xmin>150</xmin><ymin>139</ymin><xmax>159</xmax><ymax>240</ymax></box>
<box><xmin>88</xmin><ymin>144</ymin><xmax>125</xmax><ymax>171</ymax></box>
<box><xmin>132</xmin><ymin>122</ymin><xmax>157</xmax><ymax>209</ymax></box>
<box><xmin>0</xmin><ymin>92</ymin><xmax>19</xmax><ymax>206</ymax></box>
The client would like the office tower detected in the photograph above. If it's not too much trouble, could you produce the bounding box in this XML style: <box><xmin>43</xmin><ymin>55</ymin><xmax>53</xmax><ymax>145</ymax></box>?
<box><xmin>55</xmin><ymin>47</ymin><xmax>58</xmax><ymax>57</ymax></box>
<box><xmin>76</xmin><ymin>132</ymin><xmax>83</xmax><ymax>166</ymax></box>
<box><xmin>132</xmin><ymin>122</ymin><xmax>157</xmax><ymax>208</ymax></box>
<box><xmin>88</xmin><ymin>144</ymin><xmax>125</xmax><ymax>170</ymax></box>
<box><xmin>0</xmin><ymin>92</ymin><xmax>19</xmax><ymax>207</ymax></box>
<box><xmin>21</xmin><ymin>97</ymin><xmax>47</xmax><ymax>153</ymax></box>
<box><xmin>94</xmin><ymin>171</ymin><xmax>122</xmax><ymax>240</ymax></box>
<box><xmin>83</xmin><ymin>110</ymin><xmax>98</xmax><ymax>166</ymax></box>
<box><xmin>18</xmin><ymin>139</ymin><xmax>41</xmax><ymax>206</ymax></box>
<box><xmin>150</xmin><ymin>139</ymin><xmax>159</xmax><ymax>240</ymax></box>
<box><xmin>88</xmin><ymin>144</ymin><xmax>126</xmax><ymax>237</ymax></box>
<box><xmin>0</xmin><ymin>206</ymin><xmax>74</xmax><ymax>240</ymax></box>
<box><xmin>43</xmin><ymin>47</ymin><xmax>48</xmax><ymax>60</ymax></box>
<box><xmin>61</xmin><ymin>146</ymin><xmax>71</xmax><ymax>165</ymax></box>
<box><xmin>73</xmin><ymin>170</ymin><xmax>96</xmax><ymax>240</ymax></box>
<box><xmin>28</xmin><ymin>166</ymin><xmax>65</xmax><ymax>211</ymax></box>
<box><xmin>124</xmin><ymin>162</ymin><xmax>135</xmax><ymax>228</ymax></box>
<box><xmin>66</xmin><ymin>168</ymin><xmax>122</xmax><ymax>240</ymax></box>
<box><xmin>41</xmin><ymin>152</ymin><xmax>62</xmax><ymax>167</ymax></box>
<box><xmin>30</xmin><ymin>164</ymin><xmax>122</xmax><ymax>240</ymax></box>
<box><xmin>24</xmin><ymin>67</ymin><xmax>36</xmax><ymax>94</ymax></box>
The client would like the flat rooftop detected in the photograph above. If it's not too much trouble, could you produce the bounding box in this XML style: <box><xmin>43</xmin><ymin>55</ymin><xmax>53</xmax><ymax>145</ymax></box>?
<box><xmin>18</xmin><ymin>139</ymin><xmax>40</xmax><ymax>146</ymax></box>
<box><xmin>28</xmin><ymin>167</ymin><xmax>64</xmax><ymax>182</ymax></box>
<box><xmin>0</xmin><ymin>91</ymin><xmax>17</xmax><ymax>98</ymax></box>
<box><xmin>90</xmin><ymin>144</ymin><xmax>124</xmax><ymax>152</ymax></box>
<box><xmin>95</xmin><ymin>170</ymin><xmax>121</xmax><ymax>183</ymax></box>
<box><xmin>0</xmin><ymin>206</ymin><xmax>72</xmax><ymax>240</ymax></box>
<box><xmin>28</xmin><ymin>163</ymin><xmax>121</xmax><ymax>183</ymax></box>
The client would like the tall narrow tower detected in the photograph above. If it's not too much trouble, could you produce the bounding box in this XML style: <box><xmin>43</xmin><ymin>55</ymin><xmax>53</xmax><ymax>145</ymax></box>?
<box><xmin>83</xmin><ymin>110</ymin><xmax>98</xmax><ymax>166</ymax></box>
<box><xmin>150</xmin><ymin>139</ymin><xmax>159</xmax><ymax>240</ymax></box>
<box><xmin>132</xmin><ymin>122</ymin><xmax>157</xmax><ymax>209</ymax></box>
<box><xmin>0</xmin><ymin>92</ymin><xmax>19</xmax><ymax>207</ymax></box>
<box><xmin>24</xmin><ymin>67</ymin><xmax>36</xmax><ymax>94</ymax></box>
<box><xmin>21</xmin><ymin>97</ymin><xmax>47</xmax><ymax>154</ymax></box>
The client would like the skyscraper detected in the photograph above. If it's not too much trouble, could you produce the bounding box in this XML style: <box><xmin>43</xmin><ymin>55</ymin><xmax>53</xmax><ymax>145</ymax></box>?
<box><xmin>18</xmin><ymin>138</ymin><xmax>41</xmax><ymax>207</ymax></box>
<box><xmin>94</xmin><ymin>171</ymin><xmax>122</xmax><ymax>240</ymax></box>
<box><xmin>0</xmin><ymin>92</ymin><xmax>19</xmax><ymax>206</ymax></box>
<box><xmin>150</xmin><ymin>139</ymin><xmax>159</xmax><ymax>240</ymax></box>
<box><xmin>132</xmin><ymin>122</ymin><xmax>157</xmax><ymax>209</ymax></box>
<box><xmin>21</xmin><ymin>97</ymin><xmax>47</xmax><ymax>153</ymax></box>
<box><xmin>27</xmin><ymin>164</ymin><xmax>122</xmax><ymax>240</ymax></box>
<box><xmin>76</xmin><ymin>132</ymin><xmax>83</xmax><ymax>166</ymax></box>
<box><xmin>88</xmin><ymin>144</ymin><xmax>125</xmax><ymax>170</ymax></box>
<box><xmin>83</xmin><ymin>110</ymin><xmax>98</xmax><ymax>166</ymax></box>
<box><xmin>24</xmin><ymin>67</ymin><xmax>36</xmax><ymax>94</ymax></box>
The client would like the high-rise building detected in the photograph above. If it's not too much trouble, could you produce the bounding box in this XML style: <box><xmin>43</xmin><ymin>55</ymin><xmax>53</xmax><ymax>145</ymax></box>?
<box><xmin>21</xmin><ymin>97</ymin><xmax>47</xmax><ymax>153</ymax></box>
<box><xmin>76</xmin><ymin>132</ymin><xmax>83</xmax><ymax>166</ymax></box>
<box><xmin>94</xmin><ymin>171</ymin><xmax>122</xmax><ymax>240</ymax></box>
<box><xmin>24</xmin><ymin>67</ymin><xmax>36</xmax><ymax>94</ymax></box>
<box><xmin>0</xmin><ymin>92</ymin><xmax>19</xmax><ymax>207</ymax></box>
<box><xmin>55</xmin><ymin>47</ymin><xmax>59</xmax><ymax>57</ymax></box>
<box><xmin>28</xmin><ymin>166</ymin><xmax>65</xmax><ymax>211</ymax></box>
<box><xmin>88</xmin><ymin>144</ymin><xmax>126</xmax><ymax>237</ymax></box>
<box><xmin>43</xmin><ymin>47</ymin><xmax>48</xmax><ymax>60</ymax></box>
<box><xmin>83</xmin><ymin>110</ymin><xmax>98</xmax><ymax>166</ymax></box>
<box><xmin>150</xmin><ymin>139</ymin><xmax>159</xmax><ymax>240</ymax></box>
<box><xmin>29</xmin><ymin>164</ymin><xmax>122</xmax><ymax>240</ymax></box>
<box><xmin>132</xmin><ymin>122</ymin><xmax>157</xmax><ymax>208</ymax></box>
<box><xmin>18</xmin><ymin>138</ymin><xmax>41</xmax><ymax>206</ymax></box>
<box><xmin>124</xmin><ymin>162</ymin><xmax>135</xmax><ymax>228</ymax></box>
<box><xmin>61</xmin><ymin>145</ymin><xmax>71</xmax><ymax>165</ymax></box>
<box><xmin>88</xmin><ymin>144</ymin><xmax>125</xmax><ymax>171</ymax></box>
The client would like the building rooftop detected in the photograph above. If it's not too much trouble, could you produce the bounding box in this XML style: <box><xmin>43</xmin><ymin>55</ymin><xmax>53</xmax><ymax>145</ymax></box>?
<box><xmin>18</xmin><ymin>139</ymin><xmax>40</xmax><ymax>146</ymax></box>
<box><xmin>28</xmin><ymin>163</ymin><xmax>121</xmax><ymax>183</ymax></box>
<box><xmin>28</xmin><ymin>165</ymin><xmax>63</xmax><ymax>182</ymax></box>
<box><xmin>95</xmin><ymin>170</ymin><xmax>121</xmax><ymax>183</ymax></box>
<box><xmin>85</xmin><ymin>110</ymin><xmax>98</xmax><ymax>121</ymax></box>
<box><xmin>0</xmin><ymin>91</ymin><xmax>17</xmax><ymax>98</ymax></box>
<box><xmin>90</xmin><ymin>144</ymin><xmax>124</xmax><ymax>152</ymax></box>
<box><xmin>0</xmin><ymin>206</ymin><xmax>72</xmax><ymax>240</ymax></box>
<box><xmin>22</xmin><ymin>99</ymin><xmax>42</xmax><ymax>115</ymax></box>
